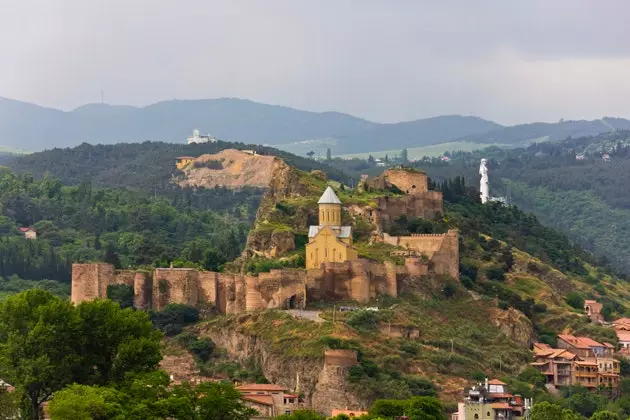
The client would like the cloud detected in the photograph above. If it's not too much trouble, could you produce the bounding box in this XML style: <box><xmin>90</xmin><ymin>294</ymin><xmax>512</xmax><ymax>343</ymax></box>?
<box><xmin>0</xmin><ymin>0</ymin><xmax>629</xmax><ymax>125</ymax></box>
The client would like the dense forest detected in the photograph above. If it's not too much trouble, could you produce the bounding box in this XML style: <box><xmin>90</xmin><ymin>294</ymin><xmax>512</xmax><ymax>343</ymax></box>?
<box><xmin>0</xmin><ymin>168</ymin><xmax>252</xmax><ymax>285</ymax></box>
<box><xmin>7</xmin><ymin>140</ymin><xmax>355</xmax><ymax>190</ymax></box>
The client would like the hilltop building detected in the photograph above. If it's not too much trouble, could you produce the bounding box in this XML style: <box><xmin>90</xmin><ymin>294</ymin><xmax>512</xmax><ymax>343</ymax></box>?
<box><xmin>187</xmin><ymin>129</ymin><xmax>216</xmax><ymax>144</ymax></box>
<box><xmin>305</xmin><ymin>187</ymin><xmax>358</xmax><ymax>269</ymax></box>
<box><xmin>453</xmin><ymin>378</ymin><xmax>531</xmax><ymax>420</ymax></box>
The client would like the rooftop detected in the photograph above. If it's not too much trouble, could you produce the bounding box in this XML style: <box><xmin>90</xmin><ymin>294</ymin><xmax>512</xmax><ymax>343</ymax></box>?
<box><xmin>318</xmin><ymin>186</ymin><xmax>342</xmax><ymax>204</ymax></box>
<box><xmin>558</xmin><ymin>334</ymin><xmax>605</xmax><ymax>349</ymax></box>
<box><xmin>308</xmin><ymin>225</ymin><xmax>352</xmax><ymax>238</ymax></box>
<box><xmin>242</xmin><ymin>395</ymin><xmax>274</xmax><ymax>406</ymax></box>
<box><xmin>237</xmin><ymin>383</ymin><xmax>288</xmax><ymax>392</ymax></box>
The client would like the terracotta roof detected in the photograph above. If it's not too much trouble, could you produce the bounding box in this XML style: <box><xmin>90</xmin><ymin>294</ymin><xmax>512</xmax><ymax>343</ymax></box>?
<box><xmin>318</xmin><ymin>186</ymin><xmax>342</xmax><ymax>204</ymax></box>
<box><xmin>19</xmin><ymin>227</ymin><xmax>34</xmax><ymax>232</ymax></box>
<box><xmin>284</xmin><ymin>394</ymin><xmax>299</xmax><ymax>398</ymax></box>
<box><xmin>614</xmin><ymin>318</ymin><xmax>630</xmax><ymax>325</ymax></box>
<box><xmin>617</xmin><ymin>332</ymin><xmax>630</xmax><ymax>342</ymax></box>
<box><xmin>575</xmin><ymin>360</ymin><xmax>598</xmax><ymax>366</ymax></box>
<box><xmin>491</xmin><ymin>402</ymin><xmax>512</xmax><ymax>409</ymax></box>
<box><xmin>242</xmin><ymin>395</ymin><xmax>274</xmax><ymax>406</ymax></box>
<box><xmin>488</xmin><ymin>393</ymin><xmax>514</xmax><ymax>399</ymax></box>
<box><xmin>237</xmin><ymin>383</ymin><xmax>288</xmax><ymax>392</ymax></box>
<box><xmin>603</xmin><ymin>342</ymin><xmax>615</xmax><ymax>348</ymax></box>
<box><xmin>488</xmin><ymin>379</ymin><xmax>506</xmax><ymax>385</ymax></box>
<box><xmin>558</xmin><ymin>334</ymin><xmax>604</xmax><ymax>349</ymax></box>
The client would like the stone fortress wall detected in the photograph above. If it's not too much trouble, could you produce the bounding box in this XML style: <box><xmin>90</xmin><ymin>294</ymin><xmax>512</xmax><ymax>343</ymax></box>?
<box><xmin>72</xmin><ymin>167</ymin><xmax>459</xmax><ymax>313</ymax></box>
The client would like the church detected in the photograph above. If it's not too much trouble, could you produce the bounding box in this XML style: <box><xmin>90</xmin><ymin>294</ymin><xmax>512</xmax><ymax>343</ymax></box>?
<box><xmin>305</xmin><ymin>186</ymin><xmax>358</xmax><ymax>269</ymax></box>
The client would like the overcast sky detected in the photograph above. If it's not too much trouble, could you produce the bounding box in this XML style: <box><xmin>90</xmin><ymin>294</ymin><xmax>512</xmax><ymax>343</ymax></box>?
<box><xmin>1</xmin><ymin>0</ymin><xmax>629</xmax><ymax>125</ymax></box>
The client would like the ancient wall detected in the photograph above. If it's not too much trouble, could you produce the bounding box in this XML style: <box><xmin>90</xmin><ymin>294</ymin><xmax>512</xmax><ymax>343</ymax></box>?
<box><xmin>153</xmin><ymin>268</ymin><xmax>200</xmax><ymax>311</ymax></box>
<box><xmin>133</xmin><ymin>272</ymin><xmax>152</xmax><ymax>310</ymax></box>
<box><xmin>382</xmin><ymin>169</ymin><xmax>429</xmax><ymax>194</ymax></box>
<box><xmin>371</xmin><ymin>193</ymin><xmax>444</xmax><ymax>232</ymax></box>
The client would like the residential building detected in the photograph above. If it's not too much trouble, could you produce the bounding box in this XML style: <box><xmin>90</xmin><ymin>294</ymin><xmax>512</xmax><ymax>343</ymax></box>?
<box><xmin>237</xmin><ymin>383</ymin><xmax>301</xmax><ymax>418</ymax></box>
<box><xmin>305</xmin><ymin>186</ymin><xmax>358</xmax><ymax>269</ymax></box>
<box><xmin>584</xmin><ymin>300</ymin><xmax>604</xmax><ymax>323</ymax></box>
<box><xmin>557</xmin><ymin>334</ymin><xmax>613</xmax><ymax>358</ymax></box>
<box><xmin>176</xmin><ymin>156</ymin><xmax>196</xmax><ymax>170</ymax></box>
<box><xmin>617</xmin><ymin>331</ymin><xmax>630</xmax><ymax>355</ymax></box>
<box><xmin>19</xmin><ymin>227</ymin><xmax>36</xmax><ymax>239</ymax></box>
<box><xmin>531</xmin><ymin>343</ymin><xmax>576</xmax><ymax>386</ymax></box>
<box><xmin>454</xmin><ymin>378</ymin><xmax>530</xmax><ymax>420</ymax></box>
<box><xmin>187</xmin><ymin>129</ymin><xmax>216</xmax><ymax>144</ymax></box>
<box><xmin>530</xmin><ymin>338</ymin><xmax>619</xmax><ymax>392</ymax></box>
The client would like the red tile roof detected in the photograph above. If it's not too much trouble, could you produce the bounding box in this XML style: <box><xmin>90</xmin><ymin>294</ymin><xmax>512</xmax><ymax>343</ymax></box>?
<box><xmin>19</xmin><ymin>227</ymin><xmax>34</xmax><ymax>232</ymax></box>
<box><xmin>491</xmin><ymin>402</ymin><xmax>512</xmax><ymax>409</ymax></box>
<box><xmin>237</xmin><ymin>384</ymin><xmax>287</xmax><ymax>392</ymax></box>
<box><xmin>488</xmin><ymin>379</ymin><xmax>506</xmax><ymax>385</ymax></box>
<box><xmin>558</xmin><ymin>334</ymin><xmax>604</xmax><ymax>349</ymax></box>
<box><xmin>242</xmin><ymin>395</ymin><xmax>274</xmax><ymax>406</ymax></box>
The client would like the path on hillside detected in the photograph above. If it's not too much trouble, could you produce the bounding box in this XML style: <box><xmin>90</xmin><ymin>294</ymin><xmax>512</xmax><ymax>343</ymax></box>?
<box><xmin>286</xmin><ymin>309</ymin><xmax>325</xmax><ymax>323</ymax></box>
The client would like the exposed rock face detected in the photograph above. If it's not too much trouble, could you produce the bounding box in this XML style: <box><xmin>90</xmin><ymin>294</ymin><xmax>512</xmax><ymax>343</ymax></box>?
<box><xmin>489</xmin><ymin>306</ymin><xmax>534</xmax><ymax>347</ymax></box>
<box><xmin>246</xmin><ymin>229</ymin><xmax>296</xmax><ymax>258</ymax></box>
<box><xmin>202</xmin><ymin>323</ymin><xmax>363</xmax><ymax>415</ymax></box>
<box><xmin>178</xmin><ymin>149</ymin><xmax>283</xmax><ymax>189</ymax></box>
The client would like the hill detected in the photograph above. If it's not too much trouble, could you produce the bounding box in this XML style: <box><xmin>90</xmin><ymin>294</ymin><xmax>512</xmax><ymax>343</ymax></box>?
<box><xmin>6</xmin><ymin>140</ymin><xmax>354</xmax><ymax>192</ymax></box>
<box><xmin>456</xmin><ymin>117</ymin><xmax>630</xmax><ymax>145</ymax></box>
<box><xmin>0</xmin><ymin>97</ymin><xmax>502</xmax><ymax>155</ymax></box>
<box><xmin>3</xmin><ymin>149</ymin><xmax>630</xmax><ymax>414</ymax></box>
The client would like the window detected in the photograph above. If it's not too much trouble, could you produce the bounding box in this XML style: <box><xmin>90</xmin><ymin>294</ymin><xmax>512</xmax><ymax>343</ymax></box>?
<box><xmin>474</xmin><ymin>415</ymin><xmax>479</xmax><ymax>419</ymax></box>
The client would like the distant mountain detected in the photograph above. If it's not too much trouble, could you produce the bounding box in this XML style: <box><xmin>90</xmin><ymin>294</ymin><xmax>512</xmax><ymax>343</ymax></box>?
<box><xmin>0</xmin><ymin>97</ymin><xmax>501</xmax><ymax>153</ymax></box>
<box><xmin>456</xmin><ymin>117</ymin><xmax>630</xmax><ymax>145</ymax></box>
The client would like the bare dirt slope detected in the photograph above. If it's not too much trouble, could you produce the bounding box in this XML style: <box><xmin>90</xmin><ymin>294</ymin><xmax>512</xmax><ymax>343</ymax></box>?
<box><xmin>178</xmin><ymin>149</ymin><xmax>284</xmax><ymax>189</ymax></box>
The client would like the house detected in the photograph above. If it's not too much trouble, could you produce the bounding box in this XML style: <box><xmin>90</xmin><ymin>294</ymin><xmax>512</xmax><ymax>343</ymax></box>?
<box><xmin>237</xmin><ymin>384</ymin><xmax>301</xmax><ymax>417</ymax></box>
<box><xmin>531</xmin><ymin>339</ymin><xmax>619</xmax><ymax>391</ymax></box>
<box><xmin>584</xmin><ymin>300</ymin><xmax>604</xmax><ymax>323</ymax></box>
<box><xmin>617</xmin><ymin>331</ymin><xmax>630</xmax><ymax>355</ymax></box>
<box><xmin>176</xmin><ymin>156</ymin><xmax>196</xmax><ymax>170</ymax></box>
<box><xmin>187</xmin><ymin>129</ymin><xmax>216</xmax><ymax>144</ymax></box>
<box><xmin>19</xmin><ymin>227</ymin><xmax>36</xmax><ymax>239</ymax></box>
<box><xmin>557</xmin><ymin>334</ymin><xmax>613</xmax><ymax>358</ymax></box>
<box><xmin>305</xmin><ymin>187</ymin><xmax>358</xmax><ymax>269</ymax></box>
<box><xmin>454</xmin><ymin>378</ymin><xmax>531</xmax><ymax>420</ymax></box>
<box><xmin>531</xmin><ymin>343</ymin><xmax>577</xmax><ymax>386</ymax></box>
<box><xmin>331</xmin><ymin>409</ymin><xmax>369</xmax><ymax>417</ymax></box>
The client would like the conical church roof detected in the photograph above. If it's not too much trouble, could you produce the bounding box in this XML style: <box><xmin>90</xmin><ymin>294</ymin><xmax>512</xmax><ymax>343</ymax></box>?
<box><xmin>318</xmin><ymin>186</ymin><xmax>342</xmax><ymax>204</ymax></box>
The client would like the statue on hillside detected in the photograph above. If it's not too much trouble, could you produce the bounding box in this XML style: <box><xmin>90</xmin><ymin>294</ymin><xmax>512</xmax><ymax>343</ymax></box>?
<box><xmin>479</xmin><ymin>158</ymin><xmax>489</xmax><ymax>204</ymax></box>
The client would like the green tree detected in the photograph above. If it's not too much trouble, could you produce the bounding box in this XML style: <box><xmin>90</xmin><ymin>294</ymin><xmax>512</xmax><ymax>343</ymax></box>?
<box><xmin>401</xmin><ymin>148</ymin><xmax>409</xmax><ymax>163</ymax></box>
<box><xmin>406</xmin><ymin>396</ymin><xmax>446</xmax><ymax>420</ymax></box>
<box><xmin>566</xmin><ymin>292</ymin><xmax>585</xmax><ymax>310</ymax></box>
<box><xmin>106</xmin><ymin>284</ymin><xmax>134</xmax><ymax>309</ymax></box>
<box><xmin>0</xmin><ymin>289</ymin><xmax>82</xmax><ymax>419</ymax></box>
<box><xmin>590</xmin><ymin>411</ymin><xmax>620</xmax><ymax>420</ymax></box>
<box><xmin>0</xmin><ymin>386</ymin><xmax>19</xmax><ymax>420</ymax></box>
<box><xmin>531</xmin><ymin>402</ymin><xmax>565</xmax><ymax>420</ymax></box>
<box><xmin>46</xmin><ymin>384</ymin><xmax>125</xmax><ymax>420</ymax></box>
<box><xmin>274</xmin><ymin>409</ymin><xmax>325</xmax><ymax>419</ymax></box>
<box><xmin>518</xmin><ymin>366</ymin><xmax>547</xmax><ymax>389</ymax></box>
<box><xmin>77</xmin><ymin>299</ymin><xmax>162</xmax><ymax>384</ymax></box>
<box><xmin>369</xmin><ymin>399</ymin><xmax>406</xmax><ymax>417</ymax></box>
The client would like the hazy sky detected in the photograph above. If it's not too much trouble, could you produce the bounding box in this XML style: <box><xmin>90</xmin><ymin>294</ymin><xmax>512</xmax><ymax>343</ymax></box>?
<box><xmin>1</xmin><ymin>0</ymin><xmax>629</xmax><ymax>125</ymax></box>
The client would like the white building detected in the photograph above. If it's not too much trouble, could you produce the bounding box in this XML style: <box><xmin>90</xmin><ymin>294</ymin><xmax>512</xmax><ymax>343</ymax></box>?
<box><xmin>187</xmin><ymin>129</ymin><xmax>216</xmax><ymax>144</ymax></box>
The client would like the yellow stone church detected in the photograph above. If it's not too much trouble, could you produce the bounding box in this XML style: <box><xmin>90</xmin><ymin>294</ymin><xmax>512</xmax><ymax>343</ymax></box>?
<box><xmin>305</xmin><ymin>186</ymin><xmax>358</xmax><ymax>269</ymax></box>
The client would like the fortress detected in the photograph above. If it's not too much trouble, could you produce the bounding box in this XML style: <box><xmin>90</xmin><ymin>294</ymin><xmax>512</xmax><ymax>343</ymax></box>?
<box><xmin>71</xmin><ymin>167</ymin><xmax>459</xmax><ymax>313</ymax></box>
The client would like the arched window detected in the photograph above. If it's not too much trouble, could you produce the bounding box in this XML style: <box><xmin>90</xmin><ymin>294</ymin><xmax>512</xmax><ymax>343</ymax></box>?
<box><xmin>474</xmin><ymin>415</ymin><xmax>479</xmax><ymax>419</ymax></box>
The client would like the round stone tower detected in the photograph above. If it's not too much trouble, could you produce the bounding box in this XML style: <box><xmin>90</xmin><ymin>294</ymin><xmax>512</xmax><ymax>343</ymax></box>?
<box><xmin>318</xmin><ymin>186</ymin><xmax>342</xmax><ymax>226</ymax></box>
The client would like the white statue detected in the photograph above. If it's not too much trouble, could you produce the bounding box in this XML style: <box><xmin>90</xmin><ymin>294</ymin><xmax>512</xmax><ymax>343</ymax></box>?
<box><xmin>479</xmin><ymin>158</ymin><xmax>489</xmax><ymax>204</ymax></box>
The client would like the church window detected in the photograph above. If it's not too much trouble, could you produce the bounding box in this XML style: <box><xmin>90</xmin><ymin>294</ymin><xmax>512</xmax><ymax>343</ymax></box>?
<box><xmin>325</xmin><ymin>249</ymin><xmax>328</xmax><ymax>258</ymax></box>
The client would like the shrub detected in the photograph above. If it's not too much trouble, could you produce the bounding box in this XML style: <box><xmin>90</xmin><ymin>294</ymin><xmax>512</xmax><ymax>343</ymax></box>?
<box><xmin>150</xmin><ymin>304</ymin><xmax>199</xmax><ymax>336</ymax></box>
<box><xmin>486</xmin><ymin>265</ymin><xmax>506</xmax><ymax>282</ymax></box>
<box><xmin>346</xmin><ymin>310</ymin><xmax>380</xmax><ymax>331</ymax></box>
<box><xmin>188</xmin><ymin>338</ymin><xmax>215</xmax><ymax>361</ymax></box>
<box><xmin>566</xmin><ymin>292</ymin><xmax>585</xmax><ymax>310</ymax></box>
<box><xmin>106</xmin><ymin>284</ymin><xmax>134</xmax><ymax>309</ymax></box>
<box><xmin>498</xmin><ymin>300</ymin><xmax>509</xmax><ymax>310</ymax></box>
<box><xmin>459</xmin><ymin>262</ymin><xmax>478</xmax><ymax>282</ymax></box>
<box><xmin>460</xmin><ymin>275</ymin><xmax>474</xmax><ymax>289</ymax></box>
<box><xmin>533</xmin><ymin>303</ymin><xmax>548</xmax><ymax>313</ymax></box>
